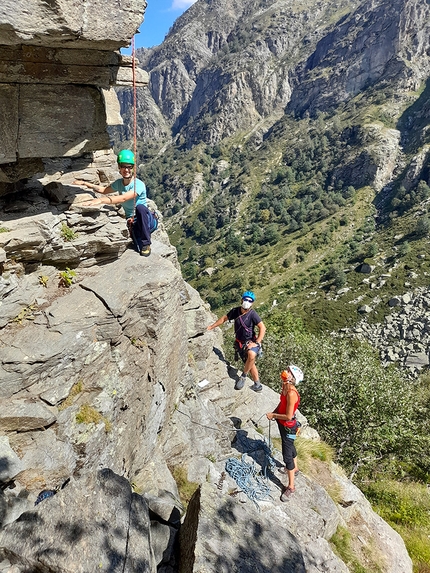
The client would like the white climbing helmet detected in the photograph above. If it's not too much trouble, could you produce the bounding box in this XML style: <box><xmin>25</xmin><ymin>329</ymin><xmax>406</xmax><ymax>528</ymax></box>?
<box><xmin>289</xmin><ymin>364</ymin><xmax>304</xmax><ymax>384</ymax></box>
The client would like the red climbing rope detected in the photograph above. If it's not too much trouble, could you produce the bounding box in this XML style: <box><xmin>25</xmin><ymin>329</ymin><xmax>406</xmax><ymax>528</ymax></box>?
<box><xmin>131</xmin><ymin>35</ymin><xmax>138</xmax><ymax>211</ymax></box>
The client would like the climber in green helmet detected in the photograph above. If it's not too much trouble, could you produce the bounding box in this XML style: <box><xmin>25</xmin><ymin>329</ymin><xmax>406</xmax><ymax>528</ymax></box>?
<box><xmin>73</xmin><ymin>150</ymin><xmax>157</xmax><ymax>257</ymax></box>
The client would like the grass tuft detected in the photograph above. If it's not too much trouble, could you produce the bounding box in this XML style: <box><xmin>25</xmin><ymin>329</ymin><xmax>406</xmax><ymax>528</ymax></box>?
<box><xmin>331</xmin><ymin>526</ymin><xmax>383</xmax><ymax>573</ymax></box>
<box><xmin>60</xmin><ymin>223</ymin><xmax>77</xmax><ymax>242</ymax></box>
<box><xmin>169</xmin><ymin>465</ymin><xmax>199</xmax><ymax>509</ymax></box>
<box><xmin>362</xmin><ymin>480</ymin><xmax>430</xmax><ymax>570</ymax></box>
<box><xmin>59</xmin><ymin>380</ymin><xmax>83</xmax><ymax>410</ymax></box>
<box><xmin>296</xmin><ymin>437</ymin><xmax>334</xmax><ymax>464</ymax></box>
<box><xmin>76</xmin><ymin>403</ymin><xmax>111</xmax><ymax>433</ymax></box>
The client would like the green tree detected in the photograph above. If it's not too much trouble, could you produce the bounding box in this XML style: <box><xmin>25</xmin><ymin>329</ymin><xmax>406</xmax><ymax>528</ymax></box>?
<box><xmin>416</xmin><ymin>180</ymin><xmax>430</xmax><ymax>202</ymax></box>
<box><xmin>183</xmin><ymin>263</ymin><xmax>197</xmax><ymax>280</ymax></box>
<box><xmin>259</xmin><ymin>313</ymin><xmax>423</xmax><ymax>481</ymax></box>
<box><xmin>398</xmin><ymin>241</ymin><xmax>411</xmax><ymax>256</ymax></box>
<box><xmin>263</xmin><ymin>224</ymin><xmax>281</xmax><ymax>245</ymax></box>
<box><xmin>415</xmin><ymin>216</ymin><xmax>430</xmax><ymax>238</ymax></box>
<box><xmin>260</xmin><ymin>209</ymin><xmax>271</xmax><ymax>223</ymax></box>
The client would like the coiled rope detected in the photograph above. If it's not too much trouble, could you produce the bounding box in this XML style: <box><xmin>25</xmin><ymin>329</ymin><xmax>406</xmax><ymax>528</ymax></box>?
<box><xmin>224</xmin><ymin>427</ymin><xmax>276</xmax><ymax>509</ymax></box>
<box><xmin>225</xmin><ymin>455</ymin><xmax>273</xmax><ymax>510</ymax></box>
<box><xmin>176</xmin><ymin>385</ymin><xmax>279</xmax><ymax>509</ymax></box>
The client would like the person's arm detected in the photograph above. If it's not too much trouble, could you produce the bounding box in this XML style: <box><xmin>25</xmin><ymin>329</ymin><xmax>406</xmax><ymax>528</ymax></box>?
<box><xmin>207</xmin><ymin>315</ymin><xmax>228</xmax><ymax>330</ymax></box>
<box><xmin>73</xmin><ymin>180</ymin><xmax>112</xmax><ymax>195</ymax></box>
<box><xmin>100</xmin><ymin>190</ymin><xmax>136</xmax><ymax>206</ymax></box>
<box><xmin>255</xmin><ymin>321</ymin><xmax>266</xmax><ymax>344</ymax></box>
<box><xmin>74</xmin><ymin>181</ymin><xmax>137</xmax><ymax>207</ymax></box>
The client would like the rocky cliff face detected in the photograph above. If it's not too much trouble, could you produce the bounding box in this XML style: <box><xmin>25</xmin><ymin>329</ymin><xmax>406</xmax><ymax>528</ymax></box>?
<box><xmin>0</xmin><ymin>0</ymin><xmax>419</xmax><ymax>570</ymax></box>
<box><xmin>128</xmin><ymin>0</ymin><xmax>364</xmax><ymax>146</ymax></box>
<box><xmin>112</xmin><ymin>0</ymin><xmax>429</xmax><ymax>201</ymax></box>
<box><xmin>0</xmin><ymin>153</ymin><xmax>413</xmax><ymax>572</ymax></box>
<box><xmin>0</xmin><ymin>0</ymin><xmax>148</xmax><ymax>193</ymax></box>
<box><xmin>120</xmin><ymin>0</ymin><xmax>429</xmax><ymax>147</ymax></box>
<box><xmin>287</xmin><ymin>0</ymin><xmax>430</xmax><ymax>117</ymax></box>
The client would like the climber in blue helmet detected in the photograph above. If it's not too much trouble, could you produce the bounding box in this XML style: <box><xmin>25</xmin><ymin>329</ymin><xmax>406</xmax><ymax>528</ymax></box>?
<box><xmin>73</xmin><ymin>150</ymin><xmax>157</xmax><ymax>257</ymax></box>
<box><xmin>207</xmin><ymin>291</ymin><xmax>266</xmax><ymax>392</ymax></box>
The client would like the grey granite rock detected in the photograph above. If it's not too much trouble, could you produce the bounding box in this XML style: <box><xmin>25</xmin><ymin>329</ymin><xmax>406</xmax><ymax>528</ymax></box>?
<box><xmin>0</xmin><ymin>469</ymin><xmax>156</xmax><ymax>573</ymax></box>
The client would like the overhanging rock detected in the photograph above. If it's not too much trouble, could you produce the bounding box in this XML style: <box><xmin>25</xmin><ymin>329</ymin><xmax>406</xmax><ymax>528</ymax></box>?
<box><xmin>0</xmin><ymin>0</ymin><xmax>148</xmax><ymax>183</ymax></box>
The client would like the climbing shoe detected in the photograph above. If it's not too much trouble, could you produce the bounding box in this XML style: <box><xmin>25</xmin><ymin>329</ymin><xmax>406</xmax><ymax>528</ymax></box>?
<box><xmin>140</xmin><ymin>246</ymin><xmax>151</xmax><ymax>257</ymax></box>
<box><xmin>280</xmin><ymin>486</ymin><xmax>295</xmax><ymax>502</ymax></box>
<box><xmin>235</xmin><ymin>375</ymin><xmax>247</xmax><ymax>390</ymax></box>
<box><xmin>250</xmin><ymin>382</ymin><xmax>263</xmax><ymax>393</ymax></box>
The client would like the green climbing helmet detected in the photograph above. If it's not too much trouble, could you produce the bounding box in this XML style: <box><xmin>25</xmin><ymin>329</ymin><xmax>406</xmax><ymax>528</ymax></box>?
<box><xmin>117</xmin><ymin>149</ymin><xmax>135</xmax><ymax>165</ymax></box>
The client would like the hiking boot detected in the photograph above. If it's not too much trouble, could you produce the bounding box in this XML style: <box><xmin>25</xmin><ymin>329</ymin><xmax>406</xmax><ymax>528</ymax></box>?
<box><xmin>250</xmin><ymin>382</ymin><xmax>263</xmax><ymax>393</ymax></box>
<box><xmin>280</xmin><ymin>486</ymin><xmax>295</xmax><ymax>502</ymax></box>
<box><xmin>140</xmin><ymin>246</ymin><xmax>151</xmax><ymax>257</ymax></box>
<box><xmin>235</xmin><ymin>375</ymin><xmax>247</xmax><ymax>390</ymax></box>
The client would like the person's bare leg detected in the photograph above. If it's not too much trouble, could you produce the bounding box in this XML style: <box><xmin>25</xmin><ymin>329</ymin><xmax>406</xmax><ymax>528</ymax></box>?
<box><xmin>287</xmin><ymin>468</ymin><xmax>295</xmax><ymax>491</ymax></box>
<box><xmin>249</xmin><ymin>363</ymin><xmax>259</xmax><ymax>382</ymax></box>
<box><xmin>243</xmin><ymin>352</ymin><xmax>257</xmax><ymax>379</ymax></box>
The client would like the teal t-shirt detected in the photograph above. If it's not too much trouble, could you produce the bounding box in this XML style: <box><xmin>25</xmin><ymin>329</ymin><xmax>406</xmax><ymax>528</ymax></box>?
<box><xmin>110</xmin><ymin>177</ymin><xmax>147</xmax><ymax>219</ymax></box>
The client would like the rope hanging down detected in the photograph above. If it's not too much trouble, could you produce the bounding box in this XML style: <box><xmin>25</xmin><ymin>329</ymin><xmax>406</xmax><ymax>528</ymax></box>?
<box><xmin>131</xmin><ymin>35</ymin><xmax>138</xmax><ymax>213</ymax></box>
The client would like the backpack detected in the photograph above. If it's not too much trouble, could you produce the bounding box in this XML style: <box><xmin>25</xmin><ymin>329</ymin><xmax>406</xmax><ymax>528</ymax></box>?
<box><xmin>149</xmin><ymin>210</ymin><xmax>159</xmax><ymax>233</ymax></box>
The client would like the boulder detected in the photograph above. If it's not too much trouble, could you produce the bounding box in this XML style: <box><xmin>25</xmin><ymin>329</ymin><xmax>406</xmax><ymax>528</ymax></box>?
<box><xmin>0</xmin><ymin>1</ymin><xmax>148</xmax><ymax>183</ymax></box>
<box><xmin>0</xmin><ymin>469</ymin><xmax>156</xmax><ymax>573</ymax></box>
<box><xmin>179</xmin><ymin>482</ymin><xmax>347</xmax><ymax>573</ymax></box>
<box><xmin>357</xmin><ymin>263</ymin><xmax>374</xmax><ymax>274</ymax></box>
<box><xmin>358</xmin><ymin>305</ymin><xmax>372</xmax><ymax>313</ymax></box>
<box><xmin>405</xmin><ymin>353</ymin><xmax>429</xmax><ymax>369</ymax></box>
<box><xmin>0</xmin><ymin>437</ymin><xmax>24</xmax><ymax>483</ymax></box>
<box><xmin>0</xmin><ymin>401</ymin><xmax>56</xmax><ymax>432</ymax></box>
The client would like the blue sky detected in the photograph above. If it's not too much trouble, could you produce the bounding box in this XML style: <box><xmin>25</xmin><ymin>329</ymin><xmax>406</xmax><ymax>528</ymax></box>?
<box><xmin>122</xmin><ymin>0</ymin><xmax>197</xmax><ymax>53</ymax></box>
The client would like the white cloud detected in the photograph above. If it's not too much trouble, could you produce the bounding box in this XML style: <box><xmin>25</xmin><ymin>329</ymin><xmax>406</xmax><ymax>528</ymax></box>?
<box><xmin>171</xmin><ymin>0</ymin><xmax>197</xmax><ymax>10</ymax></box>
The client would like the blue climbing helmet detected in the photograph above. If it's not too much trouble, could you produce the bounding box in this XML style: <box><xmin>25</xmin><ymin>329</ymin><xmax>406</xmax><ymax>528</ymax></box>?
<box><xmin>242</xmin><ymin>290</ymin><xmax>255</xmax><ymax>302</ymax></box>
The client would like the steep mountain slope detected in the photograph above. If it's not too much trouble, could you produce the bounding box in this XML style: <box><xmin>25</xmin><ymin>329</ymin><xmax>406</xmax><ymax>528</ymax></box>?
<box><xmin>113</xmin><ymin>0</ymin><xmax>430</xmax><ymax>338</ymax></box>
<box><xmin>288</xmin><ymin>0</ymin><xmax>430</xmax><ymax>116</ymax></box>
<box><xmin>114</xmin><ymin>0</ymin><xmax>363</xmax><ymax>145</ymax></box>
